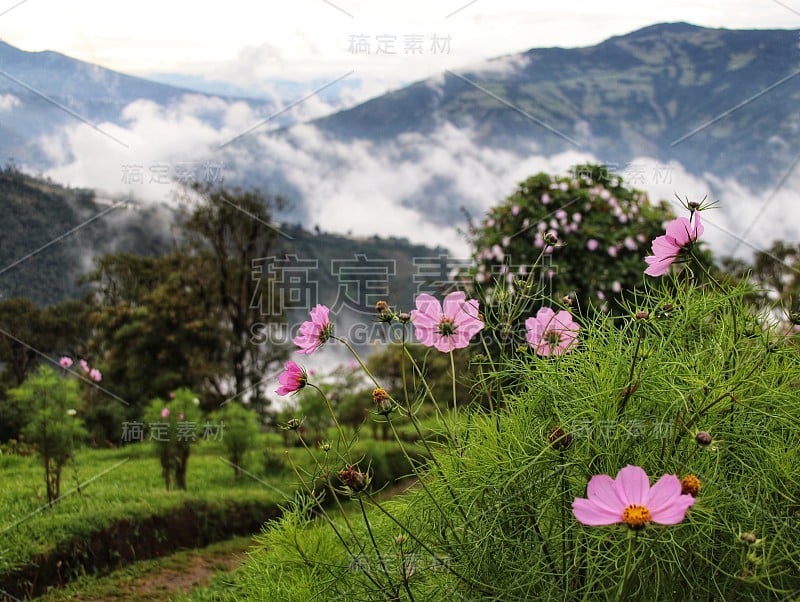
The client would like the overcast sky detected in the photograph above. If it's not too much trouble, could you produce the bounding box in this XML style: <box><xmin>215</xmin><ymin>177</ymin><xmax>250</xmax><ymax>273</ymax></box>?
<box><xmin>2</xmin><ymin>0</ymin><xmax>798</xmax><ymax>96</ymax></box>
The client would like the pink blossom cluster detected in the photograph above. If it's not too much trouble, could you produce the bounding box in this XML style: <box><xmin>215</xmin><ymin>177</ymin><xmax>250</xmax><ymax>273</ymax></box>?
<box><xmin>59</xmin><ymin>355</ymin><xmax>102</xmax><ymax>382</ymax></box>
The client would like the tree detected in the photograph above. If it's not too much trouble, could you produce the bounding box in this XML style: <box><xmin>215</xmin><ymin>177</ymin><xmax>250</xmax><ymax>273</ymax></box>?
<box><xmin>86</xmin><ymin>252</ymin><xmax>226</xmax><ymax>420</ymax></box>
<box><xmin>181</xmin><ymin>183</ymin><xmax>289</xmax><ymax>408</ymax></box>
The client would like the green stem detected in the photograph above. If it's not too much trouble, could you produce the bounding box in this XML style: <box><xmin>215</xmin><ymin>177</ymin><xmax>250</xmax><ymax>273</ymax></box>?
<box><xmin>616</xmin><ymin>530</ymin><xmax>637</xmax><ymax>601</ymax></box>
<box><xmin>359</xmin><ymin>497</ymin><xmax>395</xmax><ymax>594</ymax></box>
<box><xmin>365</xmin><ymin>491</ymin><xmax>496</xmax><ymax>597</ymax></box>
<box><xmin>449</xmin><ymin>349</ymin><xmax>459</xmax><ymax>448</ymax></box>
<box><xmin>308</xmin><ymin>383</ymin><xmax>350</xmax><ymax>461</ymax></box>
<box><xmin>334</xmin><ymin>336</ymin><xmax>381</xmax><ymax>388</ymax></box>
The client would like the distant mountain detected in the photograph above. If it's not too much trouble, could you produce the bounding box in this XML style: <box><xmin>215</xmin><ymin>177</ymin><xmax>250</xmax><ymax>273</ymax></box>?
<box><xmin>309</xmin><ymin>23</ymin><xmax>799</xmax><ymax>187</ymax></box>
<box><xmin>0</xmin><ymin>41</ymin><xmax>312</xmax><ymax>166</ymax></box>
<box><xmin>1</xmin><ymin>24</ymin><xmax>798</xmax><ymax>251</ymax></box>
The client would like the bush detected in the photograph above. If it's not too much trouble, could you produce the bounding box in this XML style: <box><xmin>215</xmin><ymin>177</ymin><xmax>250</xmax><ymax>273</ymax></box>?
<box><xmin>9</xmin><ymin>366</ymin><xmax>87</xmax><ymax>503</ymax></box>
<box><xmin>209</xmin><ymin>402</ymin><xmax>260</xmax><ymax>478</ymax></box>
<box><xmin>144</xmin><ymin>388</ymin><xmax>202</xmax><ymax>490</ymax></box>
<box><xmin>469</xmin><ymin>163</ymin><xmax>676</xmax><ymax>313</ymax></box>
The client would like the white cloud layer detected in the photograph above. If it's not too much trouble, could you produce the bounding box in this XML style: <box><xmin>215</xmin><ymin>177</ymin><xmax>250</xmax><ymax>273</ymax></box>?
<box><xmin>32</xmin><ymin>93</ymin><xmax>800</xmax><ymax>266</ymax></box>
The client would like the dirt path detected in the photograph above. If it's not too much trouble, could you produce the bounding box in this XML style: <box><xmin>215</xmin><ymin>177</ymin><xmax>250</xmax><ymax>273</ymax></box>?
<box><xmin>35</xmin><ymin>536</ymin><xmax>253</xmax><ymax>601</ymax></box>
<box><xmin>36</xmin><ymin>478</ymin><xmax>418</xmax><ymax>601</ymax></box>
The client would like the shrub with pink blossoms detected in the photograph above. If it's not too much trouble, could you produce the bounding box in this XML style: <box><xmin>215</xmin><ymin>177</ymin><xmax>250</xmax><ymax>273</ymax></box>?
<box><xmin>469</xmin><ymin>163</ymin><xmax>677</xmax><ymax>313</ymax></box>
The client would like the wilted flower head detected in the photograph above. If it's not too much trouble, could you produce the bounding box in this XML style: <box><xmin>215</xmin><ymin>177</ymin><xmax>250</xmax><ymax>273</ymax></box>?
<box><xmin>59</xmin><ymin>356</ymin><xmax>73</xmax><ymax>369</ymax></box>
<box><xmin>275</xmin><ymin>361</ymin><xmax>307</xmax><ymax>396</ymax></box>
<box><xmin>338</xmin><ymin>465</ymin><xmax>367</xmax><ymax>493</ymax></box>
<box><xmin>372</xmin><ymin>387</ymin><xmax>393</xmax><ymax>415</ymax></box>
<box><xmin>572</xmin><ymin>465</ymin><xmax>695</xmax><ymax>529</ymax></box>
<box><xmin>409</xmin><ymin>291</ymin><xmax>484</xmax><ymax>352</ymax></box>
<box><xmin>375</xmin><ymin>300</ymin><xmax>394</xmax><ymax>323</ymax></box>
<box><xmin>644</xmin><ymin>212</ymin><xmax>703</xmax><ymax>277</ymax></box>
<box><xmin>680</xmin><ymin>474</ymin><xmax>701</xmax><ymax>497</ymax></box>
<box><xmin>548</xmin><ymin>426</ymin><xmax>572</xmax><ymax>451</ymax></box>
<box><xmin>525</xmin><ymin>307</ymin><xmax>580</xmax><ymax>357</ymax></box>
<box><xmin>293</xmin><ymin>305</ymin><xmax>333</xmax><ymax>354</ymax></box>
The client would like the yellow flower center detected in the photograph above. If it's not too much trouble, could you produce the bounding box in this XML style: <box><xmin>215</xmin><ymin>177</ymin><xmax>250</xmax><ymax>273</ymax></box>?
<box><xmin>438</xmin><ymin>317</ymin><xmax>456</xmax><ymax>336</ymax></box>
<box><xmin>622</xmin><ymin>504</ymin><xmax>651</xmax><ymax>529</ymax></box>
<box><xmin>545</xmin><ymin>329</ymin><xmax>561</xmax><ymax>346</ymax></box>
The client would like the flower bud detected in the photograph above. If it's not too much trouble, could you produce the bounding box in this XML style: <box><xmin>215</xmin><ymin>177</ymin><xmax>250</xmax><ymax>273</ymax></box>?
<box><xmin>695</xmin><ymin>431</ymin><xmax>712</xmax><ymax>446</ymax></box>
<box><xmin>283</xmin><ymin>418</ymin><xmax>303</xmax><ymax>431</ymax></box>
<box><xmin>543</xmin><ymin>232</ymin><xmax>559</xmax><ymax>246</ymax></box>
<box><xmin>635</xmin><ymin>311</ymin><xmax>650</xmax><ymax>320</ymax></box>
<box><xmin>739</xmin><ymin>532</ymin><xmax>757</xmax><ymax>545</ymax></box>
<box><xmin>397</xmin><ymin>312</ymin><xmax>411</xmax><ymax>323</ymax></box>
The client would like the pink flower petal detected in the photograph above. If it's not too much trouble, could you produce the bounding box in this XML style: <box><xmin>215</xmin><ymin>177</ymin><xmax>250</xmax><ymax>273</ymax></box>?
<box><xmin>645</xmin><ymin>474</ymin><xmax>682</xmax><ymax>514</ymax></box>
<box><xmin>586</xmin><ymin>474</ymin><xmax>626</xmax><ymax>515</ymax></box>
<box><xmin>572</xmin><ymin>498</ymin><xmax>622</xmax><ymax>526</ymax></box>
<box><xmin>442</xmin><ymin>291</ymin><xmax>467</xmax><ymax>318</ymax></box>
<box><xmin>650</xmin><ymin>494</ymin><xmax>695</xmax><ymax>524</ymax></box>
<box><xmin>614</xmin><ymin>465</ymin><xmax>650</xmax><ymax>506</ymax></box>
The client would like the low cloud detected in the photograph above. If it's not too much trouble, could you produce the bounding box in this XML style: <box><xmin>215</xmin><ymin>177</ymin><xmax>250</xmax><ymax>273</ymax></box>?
<box><xmin>31</xmin><ymin>93</ymin><xmax>800</xmax><ymax>267</ymax></box>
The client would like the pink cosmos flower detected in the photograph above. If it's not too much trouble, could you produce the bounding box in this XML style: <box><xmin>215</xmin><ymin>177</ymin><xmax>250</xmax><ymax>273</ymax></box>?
<box><xmin>586</xmin><ymin>239</ymin><xmax>599</xmax><ymax>252</ymax></box>
<box><xmin>79</xmin><ymin>359</ymin><xmax>90</xmax><ymax>373</ymax></box>
<box><xmin>525</xmin><ymin>307</ymin><xmax>579</xmax><ymax>357</ymax></box>
<box><xmin>409</xmin><ymin>291</ymin><xmax>484</xmax><ymax>353</ymax></box>
<box><xmin>161</xmin><ymin>408</ymin><xmax>170</xmax><ymax>419</ymax></box>
<box><xmin>572</xmin><ymin>465</ymin><xmax>695</xmax><ymax>529</ymax></box>
<box><xmin>293</xmin><ymin>305</ymin><xmax>333</xmax><ymax>354</ymax></box>
<box><xmin>89</xmin><ymin>368</ymin><xmax>102</xmax><ymax>382</ymax></box>
<box><xmin>275</xmin><ymin>360</ymin><xmax>308</xmax><ymax>396</ymax></box>
<box><xmin>644</xmin><ymin>213</ymin><xmax>703</xmax><ymax>277</ymax></box>
<box><xmin>178</xmin><ymin>412</ymin><xmax>185</xmax><ymax>420</ymax></box>
<box><xmin>59</xmin><ymin>356</ymin><xmax>73</xmax><ymax>369</ymax></box>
